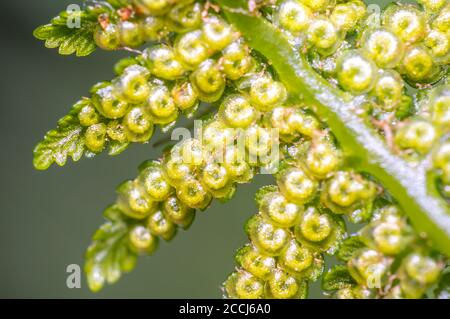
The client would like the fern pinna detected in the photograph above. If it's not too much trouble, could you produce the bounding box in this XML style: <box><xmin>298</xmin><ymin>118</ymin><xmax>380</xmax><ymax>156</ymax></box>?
<box><xmin>34</xmin><ymin>0</ymin><xmax>450</xmax><ymax>298</ymax></box>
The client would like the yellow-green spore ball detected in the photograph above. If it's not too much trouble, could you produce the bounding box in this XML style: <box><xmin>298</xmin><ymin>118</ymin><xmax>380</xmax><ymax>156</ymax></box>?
<box><xmin>305</xmin><ymin>138</ymin><xmax>341</xmax><ymax>179</ymax></box>
<box><xmin>348</xmin><ymin>0</ymin><xmax>366</xmax><ymax>20</ymax></box>
<box><xmin>376</xmin><ymin>205</ymin><xmax>404</xmax><ymax>225</ymax></box>
<box><xmin>245</xmin><ymin>125</ymin><xmax>275</xmax><ymax>160</ymax></box>
<box><xmin>260</xmin><ymin>192</ymin><xmax>302</xmax><ymax>228</ymax></box>
<box><xmin>171</xmin><ymin>82</ymin><xmax>198</xmax><ymax>112</ymax></box>
<box><xmin>429</xmin><ymin>85</ymin><xmax>450</xmax><ymax>128</ymax></box>
<box><xmin>190</xmin><ymin>59</ymin><xmax>226</xmax><ymax>102</ymax></box>
<box><xmin>294</xmin><ymin>207</ymin><xmax>345</xmax><ymax>254</ymax></box>
<box><xmin>432</xmin><ymin>5</ymin><xmax>450</xmax><ymax>35</ymax></box>
<box><xmin>224</xmin><ymin>270</ymin><xmax>265</xmax><ymax>299</ymax></box>
<box><xmin>249</xmin><ymin>76</ymin><xmax>287</xmax><ymax>111</ymax></box>
<box><xmin>306</xmin><ymin>17</ymin><xmax>340</xmax><ymax>51</ymax></box>
<box><xmin>147</xmin><ymin>208</ymin><xmax>177</xmax><ymax>241</ymax></box>
<box><xmin>300</xmin><ymin>0</ymin><xmax>330</xmax><ymax>12</ymax></box>
<box><xmin>335</xmin><ymin>286</ymin><xmax>375</xmax><ymax>299</ymax></box>
<box><xmin>398</xmin><ymin>275</ymin><xmax>429</xmax><ymax>298</ymax></box>
<box><xmin>382</xmin><ymin>4</ymin><xmax>427</xmax><ymax>44</ymax></box>
<box><xmin>403</xmin><ymin>253</ymin><xmax>442</xmax><ymax>285</ymax></box>
<box><xmin>330</xmin><ymin>3</ymin><xmax>359</xmax><ymax>31</ymax></box>
<box><xmin>201</xmin><ymin>162</ymin><xmax>230</xmax><ymax>191</ymax></box>
<box><xmin>94</xmin><ymin>23</ymin><xmax>120</xmax><ymax>50</ymax></box>
<box><xmin>142</xmin><ymin>45</ymin><xmax>186</xmax><ymax>80</ymax></box>
<box><xmin>247</xmin><ymin>215</ymin><xmax>289</xmax><ymax>256</ymax></box>
<box><xmin>163</xmin><ymin>195</ymin><xmax>195</xmax><ymax>229</ymax></box>
<box><xmin>202</xmin><ymin>16</ymin><xmax>234</xmax><ymax>51</ymax></box>
<box><xmin>269</xmin><ymin>107</ymin><xmax>296</xmax><ymax>137</ymax></box>
<box><xmin>279</xmin><ymin>239</ymin><xmax>324</xmax><ymax>281</ymax></box>
<box><xmin>235</xmin><ymin>245</ymin><xmax>276</xmax><ymax>280</ymax></box>
<box><xmin>336</xmin><ymin>50</ymin><xmax>377</xmax><ymax>94</ymax></box>
<box><xmin>85</xmin><ymin>123</ymin><xmax>107</xmax><ymax>152</ymax></box>
<box><xmin>277</xmin><ymin>0</ymin><xmax>312</xmax><ymax>34</ymax></box>
<box><xmin>107</xmin><ymin>120</ymin><xmax>127</xmax><ymax>143</ymax></box>
<box><xmin>146</xmin><ymin>85</ymin><xmax>178</xmax><ymax>123</ymax></box>
<box><xmin>287</xmin><ymin>110</ymin><xmax>320</xmax><ymax>138</ymax></box>
<box><xmin>234</xmin><ymin>270</ymin><xmax>265</xmax><ymax>299</ymax></box>
<box><xmin>167</xmin><ymin>2</ymin><xmax>203</xmax><ymax>32</ymax></box>
<box><xmin>92</xmin><ymin>84</ymin><xmax>129</xmax><ymax>119</ymax></box>
<box><xmin>361</xmin><ymin>28</ymin><xmax>404</xmax><ymax>69</ymax></box>
<box><xmin>424</xmin><ymin>30</ymin><xmax>450</xmax><ymax>63</ymax></box>
<box><xmin>176</xmin><ymin>178</ymin><xmax>211</xmax><ymax>209</ymax></box>
<box><xmin>176</xmin><ymin>138</ymin><xmax>204</xmax><ymax>167</ymax></box>
<box><xmin>433</xmin><ymin>141</ymin><xmax>450</xmax><ymax>175</ymax></box>
<box><xmin>372</xmin><ymin>222</ymin><xmax>406</xmax><ymax>255</ymax></box>
<box><xmin>433</xmin><ymin>144</ymin><xmax>450</xmax><ymax>184</ymax></box>
<box><xmin>114</xmin><ymin>65</ymin><xmax>151</xmax><ymax>104</ymax></box>
<box><xmin>114</xmin><ymin>57</ymin><xmax>139</xmax><ymax>76</ymax></box>
<box><xmin>132</xmin><ymin>0</ymin><xmax>172</xmax><ymax>16</ymax></box>
<box><xmin>418</xmin><ymin>0</ymin><xmax>447</xmax><ymax>12</ymax></box>
<box><xmin>394</xmin><ymin>120</ymin><xmax>436</xmax><ymax>154</ymax></box>
<box><xmin>296</xmin><ymin>208</ymin><xmax>331</xmax><ymax>242</ymax></box>
<box><xmin>401</xmin><ymin>45</ymin><xmax>436</xmax><ymax>82</ymax></box>
<box><xmin>123</xmin><ymin>106</ymin><xmax>154</xmax><ymax>142</ymax></box>
<box><xmin>117</xmin><ymin>181</ymin><xmax>155</xmax><ymax>219</ymax></box>
<box><xmin>269</xmin><ymin>107</ymin><xmax>318</xmax><ymax>141</ymax></box>
<box><xmin>347</xmin><ymin>248</ymin><xmax>390</xmax><ymax>286</ymax></box>
<box><xmin>279</xmin><ymin>239</ymin><xmax>313</xmax><ymax>273</ymax></box>
<box><xmin>141</xmin><ymin>16</ymin><xmax>167</xmax><ymax>41</ymax></box>
<box><xmin>334</xmin><ymin>287</ymin><xmax>356</xmax><ymax>299</ymax></box>
<box><xmin>265</xmin><ymin>269</ymin><xmax>308</xmax><ymax>299</ymax></box>
<box><xmin>139</xmin><ymin>165</ymin><xmax>173</xmax><ymax>201</ymax></box>
<box><xmin>174</xmin><ymin>31</ymin><xmax>209</xmax><ymax>68</ymax></box>
<box><xmin>128</xmin><ymin>225</ymin><xmax>158</xmax><ymax>254</ymax></box>
<box><xmin>223</xmin><ymin>146</ymin><xmax>254</xmax><ymax>182</ymax></box>
<box><xmin>221</xmin><ymin>41</ymin><xmax>254</xmax><ymax>80</ymax></box>
<box><xmin>327</xmin><ymin>171</ymin><xmax>364</xmax><ymax>207</ymax></box>
<box><xmin>220</xmin><ymin>94</ymin><xmax>257</xmax><ymax>128</ymax></box>
<box><xmin>372</xmin><ymin>70</ymin><xmax>404</xmax><ymax>111</ymax></box>
<box><xmin>202</xmin><ymin>120</ymin><xmax>236</xmax><ymax>147</ymax></box>
<box><xmin>277</xmin><ymin>167</ymin><xmax>318</xmax><ymax>205</ymax></box>
<box><xmin>163</xmin><ymin>157</ymin><xmax>193</xmax><ymax>182</ymax></box>
<box><xmin>118</xmin><ymin>20</ymin><xmax>144</xmax><ymax>48</ymax></box>
<box><xmin>78</xmin><ymin>103</ymin><xmax>100</xmax><ymax>127</ymax></box>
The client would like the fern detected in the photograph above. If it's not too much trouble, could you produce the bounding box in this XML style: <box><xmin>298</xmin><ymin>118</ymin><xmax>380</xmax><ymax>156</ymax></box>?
<box><xmin>322</xmin><ymin>265</ymin><xmax>356</xmax><ymax>291</ymax></box>
<box><xmin>33</xmin><ymin>10</ymin><xmax>97</xmax><ymax>57</ymax></box>
<box><xmin>33</xmin><ymin>100</ymin><xmax>86</xmax><ymax>170</ymax></box>
<box><xmin>85</xmin><ymin>205</ymin><xmax>138</xmax><ymax>292</ymax></box>
<box><xmin>33</xmin><ymin>0</ymin><xmax>450</xmax><ymax>298</ymax></box>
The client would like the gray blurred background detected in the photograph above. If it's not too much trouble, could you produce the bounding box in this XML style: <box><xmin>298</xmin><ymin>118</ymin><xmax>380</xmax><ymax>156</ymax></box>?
<box><xmin>0</xmin><ymin>0</ymin><xmax>406</xmax><ymax>298</ymax></box>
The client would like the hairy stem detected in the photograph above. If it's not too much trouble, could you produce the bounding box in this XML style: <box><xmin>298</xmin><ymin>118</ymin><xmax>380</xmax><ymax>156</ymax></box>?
<box><xmin>216</xmin><ymin>0</ymin><xmax>450</xmax><ymax>256</ymax></box>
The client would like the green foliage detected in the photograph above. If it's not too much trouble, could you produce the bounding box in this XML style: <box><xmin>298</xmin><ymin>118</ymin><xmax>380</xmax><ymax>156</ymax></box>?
<box><xmin>434</xmin><ymin>271</ymin><xmax>450</xmax><ymax>299</ymax></box>
<box><xmin>33</xmin><ymin>10</ymin><xmax>97</xmax><ymax>56</ymax></box>
<box><xmin>34</xmin><ymin>0</ymin><xmax>450</xmax><ymax>298</ymax></box>
<box><xmin>33</xmin><ymin>11</ymin><xmax>257</xmax><ymax>169</ymax></box>
<box><xmin>85</xmin><ymin>205</ymin><xmax>137</xmax><ymax>292</ymax></box>
<box><xmin>33</xmin><ymin>101</ymin><xmax>86</xmax><ymax>170</ymax></box>
<box><xmin>337</xmin><ymin>236</ymin><xmax>366</xmax><ymax>262</ymax></box>
<box><xmin>322</xmin><ymin>265</ymin><xmax>356</xmax><ymax>291</ymax></box>
<box><xmin>33</xmin><ymin>98</ymin><xmax>131</xmax><ymax>170</ymax></box>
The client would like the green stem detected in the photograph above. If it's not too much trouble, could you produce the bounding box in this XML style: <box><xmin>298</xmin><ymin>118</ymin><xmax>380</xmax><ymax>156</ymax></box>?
<box><xmin>216</xmin><ymin>0</ymin><xmax>450</xmax><ymax>256</ymax></box>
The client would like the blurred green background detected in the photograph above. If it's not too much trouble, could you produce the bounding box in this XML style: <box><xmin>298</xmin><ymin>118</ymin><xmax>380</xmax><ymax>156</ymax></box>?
<box><xmin>0</xmin><ymin>0</ymin><xmax>408</xmax><ymax>298</ymax></box>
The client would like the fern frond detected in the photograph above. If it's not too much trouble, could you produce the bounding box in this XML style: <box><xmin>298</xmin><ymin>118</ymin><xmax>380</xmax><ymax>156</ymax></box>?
<box><xmin>33</xmin><ymin>100</ymin><xmax>86</xmax><ymax>170</ymax></box>
<box><xmin>33</xmin><ymin>98</ymin><xmax>130</xmax><ymax>170</ymax></box>
<box><xmin>85</xmin><ymin>205</ymin><xmax>138</xmax><ymax>292</ymax></box>
<box><xmin>34</xmin><ymin>10</ymin><xmax>97</xmax><ymax>57</ymax></box>
<box><xmin>33</xmin><ymin>19</ymin><xmax>256</xmax><ymax>169</ymax></box>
